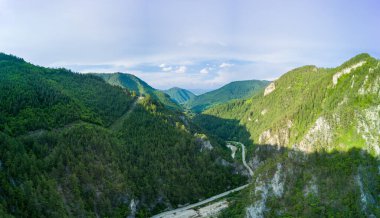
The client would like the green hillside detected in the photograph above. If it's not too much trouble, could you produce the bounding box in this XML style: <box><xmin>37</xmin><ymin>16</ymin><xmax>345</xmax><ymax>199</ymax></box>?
<box><xmin>96</xmin><ymin>73</ymin><xmax>181</xmax><ymax>110</ymax></box>
<box><xmin>163</xmin><ymin>87</ymin><xmax>196</xmax><ymax>104</ymax></box>
<box><xmin>0</xmin><ymin>53</ymin><xmax>245</xmax><ymax>217</ymax></box>
<box><xmin>186</xmin><ymin>80</ymin><xmax>270</xmax><ymax>112</ymax></box>
<box><xmin>196</xmin><ymin>53</ymin><xmax>380</xmax><ymax>217</ymax></box>
<box><xmin>0</xmin><ymin>54</ymin><xmax>133</xmax><ymax>135</ymax></box>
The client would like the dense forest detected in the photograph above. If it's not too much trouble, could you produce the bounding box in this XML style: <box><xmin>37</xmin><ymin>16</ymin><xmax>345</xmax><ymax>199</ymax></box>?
<box><xmin>0</xmin><ymin>53</ymin><xmax>246</xmax><ymax>217</ymax></box>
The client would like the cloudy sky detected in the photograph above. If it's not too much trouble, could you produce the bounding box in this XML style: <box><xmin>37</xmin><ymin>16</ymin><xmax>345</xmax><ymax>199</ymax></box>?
<box><xmin>0</xmin><ymin>0</ymin><xmax>379</xmax><ymax>90</ymax></box>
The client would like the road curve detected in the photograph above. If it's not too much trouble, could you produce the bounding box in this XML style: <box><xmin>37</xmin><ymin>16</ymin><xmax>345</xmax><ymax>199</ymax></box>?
<box><xmin>152</xmin><ymin>141</ymin><xmax>254</xmax><ymax>218</ymax></box>
<box><xmin>151</xmin><ymin>184</ymin><xmax>249</xmax><ymax>218</ymax></box>
<box><xmin>240</xmin><ymin>143</ymin><xmax>254</xmax><ymax>177</ymax></box>
<box><xmin>227</xmin><ymin>141</ymin><xmax>254</xmax><ymax>177</ymax></box>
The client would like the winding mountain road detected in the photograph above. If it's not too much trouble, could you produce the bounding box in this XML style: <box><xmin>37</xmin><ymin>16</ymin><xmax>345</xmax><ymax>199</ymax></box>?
<box><xmin>233</xmin><ymin>141</ymin><xmax>254</xmax><ymax>177</ymax></box>
<box><xmin>151</xmin><ymin>141</ymin><xmax>254</xmax><ymax>217</ymax></box>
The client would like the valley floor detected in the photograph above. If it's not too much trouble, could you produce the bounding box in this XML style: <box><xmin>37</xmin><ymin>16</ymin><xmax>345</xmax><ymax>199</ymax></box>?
<box><xmin>152</xmin><ymin>141</ymin><xmax>253</xmax><ymax>218</ymax></box>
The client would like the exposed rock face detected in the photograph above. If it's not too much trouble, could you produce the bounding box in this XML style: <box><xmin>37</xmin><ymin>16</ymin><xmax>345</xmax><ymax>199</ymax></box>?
<box><xmin>359</xmin><ymin>75</ymin><xmax>369</xmax><ymax>95</ymax></box>
<box><xmin>195</xmin><ymin>133</ymin><xmax>214</xmax><ymax>151</ymax></box>
<box><xmin>359</xmin><ymin>74</ymin><xmax>380</xmax><ymax>95</ymax></box>
<box><xmin>358</xmin><ymin>62</ymin><xmax>380</xmax><ymax>96</ymax></box>
<box><xmin>246</xmin><ymin>162</ymin><xmax>285</xmax><ymax>218</ymax></box>
<box><xmin>264</xmin><ymin>82</ymin><xmax>276</xmax><ymax>96</ymax></box>
<box><xmin>271</xmin><ymin>163</ymin><xmax>284</xmax><ymax>197</ymax></box>
<box><xmin>332</xmin><ymin>61</ymin><xmax>366</xmax><ymax>86</ymax></box>
<box><xmin>356</xmin><ymin>167</ymin><xmax>377</xmax><ymax>216</ymax></box>
<box><xmin>246</xmin><ymin>178</ymin><xmax>269</xmax><ymax>218</ymax></box>
<box><xmin>351</xmin><ymin>75</ymin><xmax>356</xmax><ymax>88</ymax></box>
<box><xmin>127</xmin><ymin>199</ymin><xmax>138</xmax><ymax>218</ymax></box>
<box><xmin>356</xmin><ymin>105</ymin><xmax>380</xmax><ymax>157</ymax></box>
<box><xmin>297</xmin><ymin>117</ymin><xmax>332</xmax><ymax>153</ymax></box>
<box><xmin>258</xmin><ymin>120</ymin><xmax>293</xmax><ymax>148</ymax></box>
<box><xmin>199</xmin><ymin>140</ymin><xmax>213</xmax><ymax>151</ymax></box>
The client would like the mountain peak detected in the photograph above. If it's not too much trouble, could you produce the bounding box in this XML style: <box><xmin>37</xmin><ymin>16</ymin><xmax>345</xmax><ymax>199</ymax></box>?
<box><xmin>163</xmin><ymin>87</ymin><xmax>196</xmax><ymax>104</ymax></box>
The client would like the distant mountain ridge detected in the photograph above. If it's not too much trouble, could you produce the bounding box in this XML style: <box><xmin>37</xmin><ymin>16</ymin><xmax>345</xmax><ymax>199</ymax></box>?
<box><xmin>163</xmin><ymin>87</ymin><xmax>196</xmax><ymax>104</ymax></box>
<box><xmin>185</xmin><ymin>80</ymin><xmax>270</xmax><ymax>112</ymax></box>
<box><xmin>96</xmin><ymin>73</ymin><xmax>269</xmax><ymax>113</ymax></box>
<box><xmin>95</xmin><ymin>73</ymin><xmax>181</xmax><ymax>110</ymax></box>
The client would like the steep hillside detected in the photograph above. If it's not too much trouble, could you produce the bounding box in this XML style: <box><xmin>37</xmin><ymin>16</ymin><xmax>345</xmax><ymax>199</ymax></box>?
<box><xmin>186</xmin><ymin>80</ymin><xmax>269</xmax><ymax>112</ymax></box>
<box><xmin>198</xmin><ymin>53</ymin><xmax>380</xmax><ymax>217</ymax></box>
<box><xmin>163</xmin><ymin>87</ymin><xmax>196</xmax><ymax>104</ymax></box>
<box><xmin>96</xmin><ymin>73</ymin><xmax>181</xmax><ymax>110</ymax></box>
<box><xmin>0</xmin><ymin>54</ymin><xmax>134</xmax><ymax>135</ymax></box>
<box><xmin>0</xmin><ymin>53</ymin><xmax>245</xmax><ymax>217</ymax></box>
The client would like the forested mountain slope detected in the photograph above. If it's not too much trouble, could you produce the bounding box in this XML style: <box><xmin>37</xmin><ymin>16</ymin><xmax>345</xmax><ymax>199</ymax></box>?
<box><xmin>96</xmin><ymin>73</ymin><xmax>181</xmax><ymax>110</ymax></box>
<box><xmin>186</xmin><ymin>80</ymin><xmax>269</xmax><ymax>112</ymax></box>
<box><xmin>163</xmin><ymin>87</ymin><xmax>196</xmax><ymax>104</ymax></box>
<box><xmin>0</xmin><ymin>54</ymin><xmax>134</xmax><ymax>136</ymax></box>
<box><xmin>0</xmin><ymin>53</ymin><xmax>245</xmax><ymax>217</ymax></box>
<box><xmin>197</xmin><ymin>53</ymin><xmax>380</xmax><ymax>217</ymax></box>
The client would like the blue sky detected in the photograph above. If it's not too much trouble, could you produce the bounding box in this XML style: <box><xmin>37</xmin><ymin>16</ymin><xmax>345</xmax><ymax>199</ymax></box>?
<box><xmin>0</xmin><ymin>0</ymin><xmax>379</xmax><ymax>89</ymax></box>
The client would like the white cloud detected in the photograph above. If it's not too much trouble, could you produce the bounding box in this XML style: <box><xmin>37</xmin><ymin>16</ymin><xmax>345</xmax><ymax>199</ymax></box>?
<box><xmin>200</xmin><ymin>68</ymin><xmax>209</xmax><ymax>74</ymax></box>
<box><xmin>176</xmin><ymin>66</ymin><xmax>187</xmax><ymax>73</ymax></box>
<box><xmin>159</xmin><ymin>63</ymin><xmax>166</xmax><ymax>68</ymax></box>
<box><xmin>219</xmin><ymin>62</ymin><xmax>233</xmax><ymax>68</ymax></box>
<box><xmin>162</xmin><ymin>66</ymin><xmax>172</xmax><ymax>72</ymax></box>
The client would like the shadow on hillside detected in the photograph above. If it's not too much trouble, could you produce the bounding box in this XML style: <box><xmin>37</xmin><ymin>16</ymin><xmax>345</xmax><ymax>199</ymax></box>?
<box><xmin>221</xmin><ymin>144</ymin><xmax>380</xmax><ymax>217</ymax></box>
<box><xmin>192</xmin><ymin>114</ymin><xmax>379</xmax><ymax>217</ymax></box>
<box><xmin>192</xmin><ymin>114</ymin><xmax>253</xmax><ymax>147</ymax></box>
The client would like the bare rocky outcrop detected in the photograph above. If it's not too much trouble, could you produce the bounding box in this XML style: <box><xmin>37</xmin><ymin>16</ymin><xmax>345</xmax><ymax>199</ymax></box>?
<box><xmin>271</xmin><ymin>163</ymin><xmax>284</xmax><ymax>197</ymax></box>
<box><xmin>264</xmin><ymin>82</ymin><xmax>276</xmax><ymax>96</ymax></box>
<box><xmin>351</xmin><ymin>75</ymin><xmax>356</xmax><ymax>88</ymax></box>
<box><xmin>356</xmin><ymin>166</ymin><xmax>377</xmax><ymax>216</ymax></box>
<box><xmin>127</xmin><ymin>199</ymin><xmax>138</xmax><ymax>218</ymax></box>
<box><xmin>261</xmin><ymin>109</ymin><xmax>268</xmax><ymax>115</ymax></box>
<box><xmin>258</xmin><ymin>120</ymin><xmax>293</xmax><ymax>149</ymax></box>
<box><xmin>356</xmin><ymin>105</ymin><xmax>380</xmax><ymax>157</ymax></box>
<box><xmin>363</xmin><ymin>62</ymin><xmax>380</xmax><ymax>96</ymax></box>
<box><xmin>358</xmin><ymin>75</ymin><xmax>369</xmax><ymax>95</ymax></box>
<box><xmin>195</xmin><ymin>133</ymin><xmax>213</xmax><ymax>151</ymax></box>
<box><xmin>246</xmin><ymin>163</ymin><xmax>285</xmax><ymax>218</ymax></box>
<box><xmin>359</xmin><ymin>75</ymin><xmax>380</xmax><ymax>96</ymax></box>
<box><xmin>333</xmin><ymin>61</ymin><xmax>366</xmax><ymax>86</ymax></box>
<box><xmin>246</xmin><ymin>178</ymin><xmax>269</xmax><ymax>218</ymax></box>
<box><xmin>297</xmin><ymin>117</ymin><xmax>332</xmax><ymax>153</ymax></box>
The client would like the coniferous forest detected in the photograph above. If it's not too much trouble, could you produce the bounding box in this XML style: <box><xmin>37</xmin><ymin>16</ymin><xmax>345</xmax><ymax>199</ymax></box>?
<box><xmin>0</xmin><ymin>54</ymin><xmax>245</xmax><ymax>217</ymax></box>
